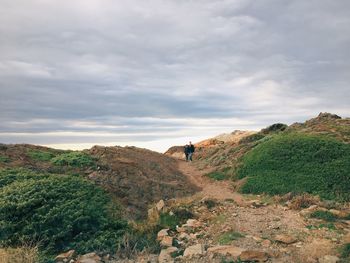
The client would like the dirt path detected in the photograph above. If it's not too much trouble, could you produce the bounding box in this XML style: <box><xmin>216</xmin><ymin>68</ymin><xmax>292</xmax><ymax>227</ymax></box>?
<box><xmin>177</xmin><ymin>160</ymin><xmax>247</xmax><ymax>206</ymax></box>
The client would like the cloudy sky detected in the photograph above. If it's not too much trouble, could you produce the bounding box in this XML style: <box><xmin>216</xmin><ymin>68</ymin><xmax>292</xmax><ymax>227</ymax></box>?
<box><xmin>0</xmin><ymin>0</ymin><xmax>349</xmax><ymax>152</ymax></box>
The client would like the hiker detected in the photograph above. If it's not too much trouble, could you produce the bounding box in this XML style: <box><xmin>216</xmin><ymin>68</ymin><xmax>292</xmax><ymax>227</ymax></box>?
<box><xmin>188</xmin><ymin>141</ymin><xmax>195</xmax><ymax>162</ymax></box>
<box><xmin>184</xmin><ymin>144</ymin><xmax>190</xmax><ymax>161</ymax></box>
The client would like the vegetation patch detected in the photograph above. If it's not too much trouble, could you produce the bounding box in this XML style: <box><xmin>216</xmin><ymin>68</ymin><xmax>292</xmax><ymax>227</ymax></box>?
<box><xmin>27</xmin><ymin>150</ymin><xmax>56</xmax><ymax>161</ymax></box>
<box><xmin>238</xmin><ymin>133</ymin><xmax>350</xmax><ymax>201</ymax></box>
<box><xmin>0</xmin><ymin>168</ymin><xmax>127</xmax><ymax>261</ymax></box>
<box><xmin>310</xmin><ymin>210</ymin><xmax>338</xmax><ymax>222</ymax></box>
<box><xmin>0</xmin><ymin>155</ymin><xmax>10</xmax><ymax>163</ymax></box>
<box><xmin>217</xmin><ymin>231</ymin><xmax>245</xmax><ymax>245</ymax></box>
<box><xmin>205</xmin><ymin>171</ymin><xmax>227</xmax><ymax>181</ymax></box>
<box><xmin>51</xmin><ymin>151</ymin><xmax>96</xmax><ymax>167</ymax></box>
<box><xmin>158</xmin><ymin>209</ymin><xmax>194</xmax><ymax>230</ymax></box>
<box><xmin>340</xmin><ymin>243</ymin><xmax>350</xmax><ymax>259</ymax></box>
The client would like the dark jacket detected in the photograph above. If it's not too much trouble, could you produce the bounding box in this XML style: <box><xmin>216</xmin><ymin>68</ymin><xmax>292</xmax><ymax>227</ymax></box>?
<box><xmin>184</xmin><ymin>145</ymin><xmax>190</xmax><ymax>154</ymax></box>
<box><xmin>189</xmin><ymin>144</ymin><xmax>195</xmax><ymax>153</ymax></box>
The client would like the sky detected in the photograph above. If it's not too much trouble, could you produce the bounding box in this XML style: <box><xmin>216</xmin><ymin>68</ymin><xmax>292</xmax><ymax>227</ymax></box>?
<box><xmin>0</xmin><ymin>0</ymin><xmax>349</xmax><ymax>152</ymax></box>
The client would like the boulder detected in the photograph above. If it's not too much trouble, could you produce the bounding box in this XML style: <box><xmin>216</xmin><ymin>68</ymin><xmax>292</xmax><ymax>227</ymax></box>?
<box><xmin>156</xmin><ymin>200</ymin><xmax>165</xmax><ymax>211</ymax></box>
<box><xmin>240</xmin><ymin>250</ymin><xmax>269</xmax><ymax>262</ymax></box>
<box><xmin>55</xmin><ymin>250</ymin><xmax>75</xmax><ymax>262</ymax></box>
<box><xmin>158</xmin><ymin>247</ymin><xmax>178</xmax><ymax>263</ymax></box>
<box><xmin>76</xmin><ymin>252</ymin><xmax>101</xmax><ymax>263</ymax></box>
<box><xmin>157</xmin><ymin>229</ymin><xmax>169</xmax><ymax>240</ymax></box>
<box><xmin>318</xmin><ymin>255</ymin><xmax>340</xmax><ymax>263</ymax></box>
<box><xmin>160</xmin><ymin>236</ymin><xmax>174</xmax><ymax>247</ymax></box>
<box><xmin>183</xmin><ymin>219</ymin><xmax>202</xmax><ymax>228</ymax></box>
<box><xmin>183</xmin><ymin>244</ymin><xmax>205</xmax><ymax>257</ymax></box>
<box><xmin>207</xmin><ymin>245</ymin><xmax>243</xmax><ymax>258</ymax></box>
<box><xmin>274</xmin><ymin>234</ymin><xmax>297</xmax><ymax>244</ymax></box>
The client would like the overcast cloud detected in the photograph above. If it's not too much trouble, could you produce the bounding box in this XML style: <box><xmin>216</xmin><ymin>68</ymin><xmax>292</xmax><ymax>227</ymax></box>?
<box><xmin>0</xmin><ymin>0</ymin><xmax>349</xmax><ymax>152</ymax></box>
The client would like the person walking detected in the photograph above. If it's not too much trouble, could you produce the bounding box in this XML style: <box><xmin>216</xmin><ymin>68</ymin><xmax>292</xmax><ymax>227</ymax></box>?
<box><xmin>188</xmin><ymin>141</ymin><xmax>195</xmax><ymax>162</ymax></box>
<box><xmin>184</xmin><ymin>144</ymin><xmax>190</xmax><ymax>161</ymax></box>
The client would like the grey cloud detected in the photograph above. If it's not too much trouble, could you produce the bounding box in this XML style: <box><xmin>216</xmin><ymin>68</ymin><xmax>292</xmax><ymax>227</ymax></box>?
<box><xmin>0</xmin><ymin>0</ymin><xmax>349</xmax><ymax>150</ymax></box>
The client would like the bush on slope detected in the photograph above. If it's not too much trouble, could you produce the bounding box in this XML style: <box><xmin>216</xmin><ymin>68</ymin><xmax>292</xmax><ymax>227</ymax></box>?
<box><xmin>237</xmin><ymin>133</ymin><xmax>350</xmax><ymax>201</ymax></box>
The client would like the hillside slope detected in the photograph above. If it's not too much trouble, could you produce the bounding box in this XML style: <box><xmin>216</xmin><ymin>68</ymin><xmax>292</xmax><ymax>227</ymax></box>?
<box><xmin>0</xmin><ymin>144</ymin><xmax>199</xmax><ymax>219</ymax></box>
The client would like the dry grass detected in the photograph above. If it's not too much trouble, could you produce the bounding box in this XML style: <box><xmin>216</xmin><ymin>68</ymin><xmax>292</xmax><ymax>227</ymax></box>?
<box><xmin>0</xmin><ymin>245</ymin><xmax>38</xmax><ymax>263</ymax></box>
<box><xmin>274</xmin><ymin>193</ymin><xmax>320</xmax><ymax>210</ymax></box>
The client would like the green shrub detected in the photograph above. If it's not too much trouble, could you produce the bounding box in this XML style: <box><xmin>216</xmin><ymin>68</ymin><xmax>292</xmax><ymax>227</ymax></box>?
<box><xmin>205</xmin><ymin>171</ymin><xmax>226</xmax><ymax>181</ymax></box>
<box><xmin>0</xmin><ymin>155</ymin><xmax>10</xmax><ymax>163</ymax></box>
<box><xmin>27</xmin><ymin>150</ymin><xmax>56</xmax><ymax>161</ymax></box>
<box><xmin>261</xmin><ymin>123</ymin><xmax>288</xmax><ymax>134</ymax></box>
<box><xmin>310</xmin><ymin>210</ymin><xmax>337</xmax><ymax>222</ymax></box>
<box><xmin>238</xmin><ymin>133</ymin><xmax>350</xmax><ymax>201</ymax></box>
<box><xmin>239</xmin><ymin>133</ymin><xmax>265</xmax><ymax>144</ymax></box>
<box><xmin>217</xmin><ymin>231</ymin><xmax>245</xmax><ymax>245</ymax></box>
<box><xmin>0</xmin><ymin>168</ymin><xmax>127</xmax><ymax>260</ymax></box>
<box><xmin>51</xmin><ymin>152</ymin><xmax>95</xmax><ymax>167</ymax></box>
<box><xmin>158</xmin><ymin>209</ymin><xmax>194</xmax><ymax>230</ymax></box>
<box><xmin>340</xmin><ymin>243</ymin><xmax>350</xmax><ymax>258</ymax></box>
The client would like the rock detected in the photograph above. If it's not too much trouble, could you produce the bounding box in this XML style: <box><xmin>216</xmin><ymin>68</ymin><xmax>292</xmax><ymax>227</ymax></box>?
<box><xmin>184</xmin><ymin>219</ymin><xmax>202</xmax><ymax>228</ymax></box>
<box><xmin>274</xmin><ymin>234</ymin><xmax>297</xmax><ymax>244</ymax></box>
<box><xmin>160</xmin><ymin>236</ymin><xmax>173</xmax><ymax>247</ymax></box>
<box><xmin>55</xmin><ymin>250</ymin><xmax>75</xmax><ymax>262</ymax></box>
<box><xmin>176</xmin><ymin>226</ymin><xmax>186</xmax><ymax>233</ymax></box>
<box><xmin>158</xmin><ymin>247</ymin><xmax>178</xmax><ymax>263</ymax></box>
<box><xmin>240</xmin><ymin>250</ymin><xmax>269</xmax><ymax>262</ymax></box>
<box><xmin>329</xmin><ymin>209</ymin><xmax>348</xmax><ymax>218</ymax></box>
<box><xmin>261</xmin><ymin>239</ymin><xmax>271</xmax><ymax>247</ymax></box>
<box><xmin>178</xmin><ymin>232</ymin><xmax>190</xmax><ymax>240</ymax></box>
<box><xmin>318</xmin><ymin>255</ymin><xmax>340</xmax><ymax>263</ymax></box>
<box><xmin>76</xmin><ymin>252</ymin><xmax>101</xmax><ymax>263</ymax></box>
<box><xmin>300</xmin><ymin>205</ymin><xmax>319</xmax><ymax>216</ymax></box>
<box><xmin>207</xmin><ymin>245</ymin><xmax>244</xmax><ymax>258</ymax></box>
<box><xmin>156</xmin><ymin>200</ymin><xmax>165</xmax><ymax>211</ymax></box>
<box><xmin>183</xmin><ymin>244</ymin><xmax>205</xmax><ymax>257</ymax></box>
<box><xmin>157</xmin><ymin>229</ymin><xmax>169</xmax><ymax>240</ymax></box>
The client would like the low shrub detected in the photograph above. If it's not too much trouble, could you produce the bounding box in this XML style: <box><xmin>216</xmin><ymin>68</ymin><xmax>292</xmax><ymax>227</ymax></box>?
<box><xmin>340</xmin><ymin>243</ymin><xmax>350</xmax><ymax>259</ymax></box>
<box><xmin>158</xmin><ymin>209</ymin><xmax>194</xmax><ymax>230</ymax></box>
<box><xmin>217</xmin><ymin>231</ymin><xmax>245</xmax><ymax>245</ymax></box>
<box><xmin>238</xmin><ymin>133</ymin><xmax>350</xmax><ymax>201</ymax></box>
<box><xmin>51</xmin><ymin>152</ymin><xmax>95</xmax><ymax>168</ymax></box>
<box><xmin>205</xmin><ymin>171</ymin><xmax>226</xmax><ymax>181</ymax></box>
<box><xmin>310</xmin><ymin>210</ymin><xmax>337</xmax><ymax>222</ymax></box>
<box><xmin>0</xmin><ymin>155</ymin><xmax>10</xmax><ymax>163</ymax></box>
<box><xmin>239</xmin><ymin>133</ymin><xmax>265</xmax><ymax>144</ymax></box>
<box><xmin>0</xmin><ymin>168</ymin><xmax>127</xmax><ymax>261</ymax></box>
<box><xmin>27</xmin><ymin>150</ymin><xmax>56</xmax><ymax>161</ymax></box>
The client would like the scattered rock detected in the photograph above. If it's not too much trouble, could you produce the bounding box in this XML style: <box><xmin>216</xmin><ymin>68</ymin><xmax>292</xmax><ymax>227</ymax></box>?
<box><xmin>240</xmin><ymin>250</ymin><xmax>269</xmax><ymax>262</ymax></box>
<box><xmin>178</xmin><ymin>232</ymin><xmax>190</xmax><ymax>240</ymax></box>
<box><xmin>274</xmin><ymin>234</ymin><xmax>297</xmax><ymax>244</ymax></box>
<box><xmin>157</xmin><ymin>229</ymin><xmax>169</xmax><ymax>240</ymax></box>
<box><xmin>261</xmin><ymin>239</ymin><xmax>271</xmax><ymax>247</ymax></box>
<box><xmin>160</xmin><ymin>236</ymin><xmax>174</xmax><ymax>247</ymax></box>
<box><xmin>318</xmin><ymin>255</ymin><xmax>340</xmax><ymax>263</ymax></box>
<box><xmin>184</xmin><ymin>219</ymin><xmax>202</xmax><ymax>228</ymax></box>
<box><xmin>158</xmin><ymin>247</ymin><xmax>178</xmax><ymax>263</ymax></box>
<box><xmin>156</xmin><ymin>200</ymin><xmax>165</xmax><ymax>211</ymax></box>
<box><xmin>76</xmin><ymin>252</ymin><xmax>101</xmax><ymax>263</ymax></box>
<box><xmin>55</xmin><ymin>250</ymin><xmax>75</xmax><ymax>262</ymax></box>
<box><xmin>183</xmin><ymin>244</ymin><xmax>205</xmax><ymax>257</ymax></box>
<box><xmin>207</xmin><ymin>245</ymin><xmax>244</xmax><ymax>258</ymax></box>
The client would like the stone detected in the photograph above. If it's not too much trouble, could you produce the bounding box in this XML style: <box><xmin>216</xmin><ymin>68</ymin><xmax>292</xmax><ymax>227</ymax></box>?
<box><xmin>76</xmin><ymin>252</ymin><xmax>101</xmax><ymax>263</ymax></box>
<box><xmin>156</xmin><ymin>200</ymin><xmax>165</xmax><ymax>211</ymax></box>
<box><xmin>183</xmin><ymin>244</ymin><xmax>205</xmax><ymax>257</ymax></box>
<box><xmin>184</xmin><ymin>219</ymin><xmax>202</xmax><ymax>228</ymax></box>
<box><xmin>55</xmin><ymin>250</ymin><xmax>75</xmax><ymax>262</ymax></box>
<box><xmin>158</xmin><ymin>247</ymin><xmax>178</xmax><ymax>263</ymax></box>
<box><xmin>176</xmin><ymin>226</ymin><xmax>186</xmax><ymax>233</ymax></box>
<box><xmin>261</xmin><ymin>239</ymin><xmax>271</xmax><ymax>247</ymax></box>
<box><xmin>160</xmin><ymin>236</ymin><xmax>173</xmax><ymax>247</ymax></box>
<box><xmin>207</xmin><ymin>245</ymin><xmax>244</xmax><ymax>258</ymax></box>
<box><xmin>318</xmin><ymin>255</ymin><xmax>340</xmax><ymax>263</ymax></box>
<box><xmin>178</xmin><ymin>232</ymin><xmax>190</xmax><ymax>240</ymax></box>
<box><xmin>274</xmin><ymin>234</ymin><xmax>297</xmax><ymax>244</ymax></box>
<box><xmin>329</xmin><ymin>209</ymin><xmax>348</xmax><ymax>218</ymax></box>
<box><xmin>157</xmin><ymin>229</ymin><xmax>169</xmax><ymax>240</ymax></box>
<box><xmin>239</xmin><ymin>250</ymin><xmax>269</xmax><ymax>262</ymax></box>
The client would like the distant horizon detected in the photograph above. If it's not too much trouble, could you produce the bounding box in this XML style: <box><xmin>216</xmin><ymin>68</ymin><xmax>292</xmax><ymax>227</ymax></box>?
<box><xmin>1</xmin><ymin>1</ymin><xmax>349</xmax><ymax>152</ymax></box>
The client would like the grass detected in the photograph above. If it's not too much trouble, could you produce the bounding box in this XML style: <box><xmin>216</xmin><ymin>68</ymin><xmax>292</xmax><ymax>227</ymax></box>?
<box><xmin>237</xmin><ymin>133</ymin><xmax>350</xmax><ymax>201</ymax></box>
<box><xmin>205</xmin><ymin>171</ymin><xmax>227</xmax><ymax>181</ymax></box>
<box><xmin>0</xmin><ymin>245</ymin><xmax>38</xmax><ymax>263</ymax></box>
<box><xmin>217</xmin><ymin>231</ymin><xmax>245</xmax><ymax>245</ymax></box>
<box><xmin>309</xmin><ymin>210</ymin><xmax>338</xmax><ymax>222</ymax></box>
